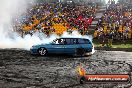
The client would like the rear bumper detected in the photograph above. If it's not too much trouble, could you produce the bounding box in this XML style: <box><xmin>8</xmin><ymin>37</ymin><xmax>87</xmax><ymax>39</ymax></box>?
<box><xmin>86</xmin><ymin>48</ymin><xmax>92</xmax><ymax>53</ymax></box>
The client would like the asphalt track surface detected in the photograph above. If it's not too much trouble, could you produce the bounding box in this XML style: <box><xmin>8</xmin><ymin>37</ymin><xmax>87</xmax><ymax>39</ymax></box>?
<box><xmin>0</xmin><ymin>49</ymin><xmax>132</xmax><ymax>88</ymax></box>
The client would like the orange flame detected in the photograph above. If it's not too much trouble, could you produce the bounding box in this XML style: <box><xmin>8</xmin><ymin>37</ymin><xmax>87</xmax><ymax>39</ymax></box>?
<box><xmin>77</xmin><ymin>64</ymin><xmax>86</xmax><ymax>76</ymax></box>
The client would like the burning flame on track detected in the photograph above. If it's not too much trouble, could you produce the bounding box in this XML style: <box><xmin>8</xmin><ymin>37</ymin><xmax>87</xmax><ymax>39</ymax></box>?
<box><xmin>77</xmin><ymin>64</ymin><xmax>86</xmax><ymax>76</ymax></box>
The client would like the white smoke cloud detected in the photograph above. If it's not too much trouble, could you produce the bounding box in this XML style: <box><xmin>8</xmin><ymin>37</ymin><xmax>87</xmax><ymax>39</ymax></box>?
<box><xmin>0</xmin><ymin>0</ymin><xmax>93</xmax><ymax>50</ymax></box>
<box><xmin>0</xmin><ymin>0</ymin><xmax>33</xmax><ymax>34</ymax></box>
<box><xmin>0</xmin><ymin>0</ymin><xmax>38</xmax><ymax>50</ymax></box>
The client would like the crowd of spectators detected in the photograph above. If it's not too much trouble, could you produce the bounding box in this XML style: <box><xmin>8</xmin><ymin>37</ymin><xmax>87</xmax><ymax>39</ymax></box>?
<box><xmin>94</xmin><ymin>1</ymin><xmax>132</xmax><ymax>47</ymax></box>
<box><xmin>14</xmin><ymin>2</ymin><xmax>98</xmax><ymax>36</ymax></box>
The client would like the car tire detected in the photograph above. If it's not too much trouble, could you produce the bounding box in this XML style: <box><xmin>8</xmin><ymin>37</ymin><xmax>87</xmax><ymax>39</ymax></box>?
<box><xmin>38</xmin><ymin>48</ymin><xmax>47</xmax><ymax>56</ymax></box>
<box><xmin>75</xmin><ymin>48</ymin><xmax>85</xmax><ymax>56</ymax></box>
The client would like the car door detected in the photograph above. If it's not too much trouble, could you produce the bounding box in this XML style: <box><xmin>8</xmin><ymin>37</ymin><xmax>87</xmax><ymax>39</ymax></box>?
<box><xmin>63</xmin><ymin>38</ymin><xmax>78</xmax><ymax>54</ymax></box>
<box><xmin>50</xmin><ymin>38</ymin><xmax>65</xmax><ymax>54</ymax></box>
<box><xmin>78</xmin><ymin>39</ymin><xmax>92</xmax><ymax>52</ymax></box>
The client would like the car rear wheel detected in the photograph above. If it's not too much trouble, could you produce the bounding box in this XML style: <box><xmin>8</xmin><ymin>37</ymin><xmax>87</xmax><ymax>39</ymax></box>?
<box><xmin>75</xmin><ymin>48</ymin><xmax>85</xmax><ymax>56</ymax></box>
<box><xmin>38</xmin><ymin>48</ymin><xmax>47</xmax><ymax>56</ymax></box>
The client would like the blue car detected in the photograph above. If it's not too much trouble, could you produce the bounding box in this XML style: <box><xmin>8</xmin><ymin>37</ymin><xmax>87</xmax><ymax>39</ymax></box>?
<box><xmin>30</xmin><ymin>38</ymin><xmax>93</xmax><ymax>56</ymax></box>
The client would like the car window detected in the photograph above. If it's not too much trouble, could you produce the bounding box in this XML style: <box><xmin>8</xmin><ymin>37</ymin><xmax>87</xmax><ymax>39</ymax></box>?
<box><xmin>65</xmin><ymin>39</ymin><xmax>70</xmax><ymax>44</ymax></box>
<box><xmin>52</xmin><ymin>38</ymin><xmax>90</xmax><ymax>44</ymax></box>
<box><xmin>65</xmin><ymin>39</ymin><xmax>77</xmax><ymax>44</ymax></box>
<box><xmin>53</xmin><ymin>39</ymin><xmax>65</xmax><ymax>44</ymax></box>
<box><xmin>77</xmin><ymin>39</ymin><xmax>91</xmax><ymax>44</ymax></box>
<box><xmin>77</xmin><ymin>39</ymin><xmax>85</xmax><ymax>44</ymax></box>
<box><xmin>84</xmin><ymin>39</ymin><xmax>91</xmax><ymax>44</ymax></box>
<box><xmin>70</xmin><ymin>39</ymin><xmax>77</xmax><ymax>44</ymax></box>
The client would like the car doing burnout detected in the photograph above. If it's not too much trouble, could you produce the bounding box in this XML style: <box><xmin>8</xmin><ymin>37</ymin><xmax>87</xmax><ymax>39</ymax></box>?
<box><xmin>30</xmin><ymin>38</ymin><xmax>93</xmax><ymax>56</ymax></box>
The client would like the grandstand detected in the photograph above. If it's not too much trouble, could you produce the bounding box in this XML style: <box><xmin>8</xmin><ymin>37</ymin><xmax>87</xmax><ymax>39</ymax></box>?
<box><xmin>93</xmin><ymin>0</ymin><xmax>132</xmax><ymax>47</ymax></box>
<box><xmin>14</xmin><ymin>1</ymin><xmax>98</xmax><ymax>36</ymax></box>
<box><xmin>13</xmin><ymin>0</ymin><xmax>131</xmax><ymax>47</ymax></box>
